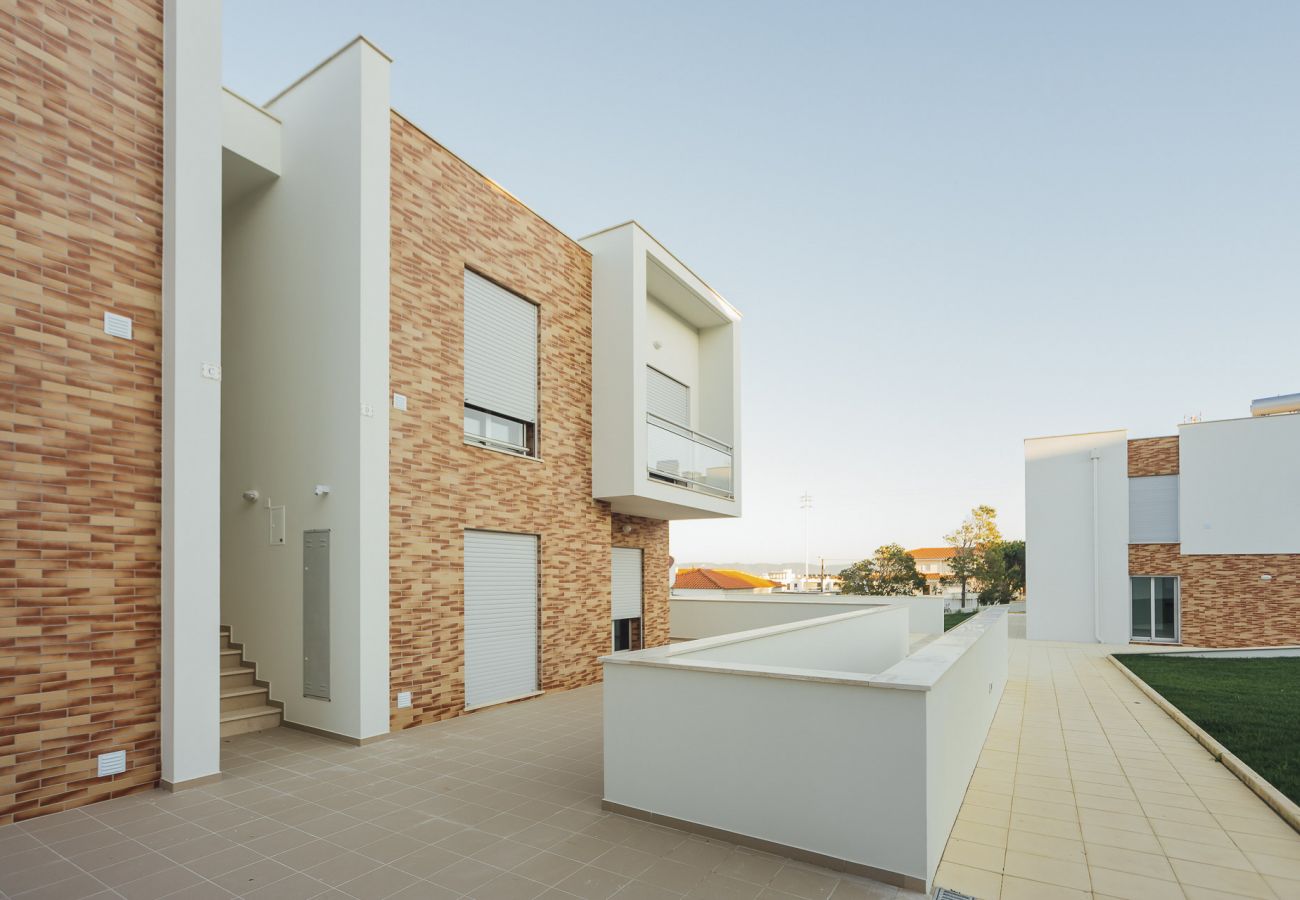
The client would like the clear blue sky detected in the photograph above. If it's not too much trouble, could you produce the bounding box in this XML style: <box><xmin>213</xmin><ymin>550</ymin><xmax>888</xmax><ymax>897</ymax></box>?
<box><xmin>224</xmin><ymin>1</ymin><xmax>1300</xmax><ymax>565</ymax></box>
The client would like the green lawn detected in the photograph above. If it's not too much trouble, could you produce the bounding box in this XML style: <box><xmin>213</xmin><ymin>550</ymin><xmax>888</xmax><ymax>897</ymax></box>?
<box><xmin>944</xmin><ymin>610</ymin><xmax>978</xmax><ymax>631</ymax></box>
<box><xmin>1113</xmin><ymin>654</ymin><xmax>1300</xmax><ymax>805</ymax></box>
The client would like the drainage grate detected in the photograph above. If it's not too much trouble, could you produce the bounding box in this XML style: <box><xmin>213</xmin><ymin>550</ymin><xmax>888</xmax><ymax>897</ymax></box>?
<box><xmin>934</xmin><ymin>889</ymin><xmax>977</xmax><ymax>900</ymax></box>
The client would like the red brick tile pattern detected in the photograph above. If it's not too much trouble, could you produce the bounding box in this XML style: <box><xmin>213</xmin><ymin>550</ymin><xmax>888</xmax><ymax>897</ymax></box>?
<box><xmin>1128</xmin><ymin>436</ymin><xmax>1179</xmax><ymax>477</ymax></box>
<box><xmin>1130</xmin><ymin>544</ymin><xmax>1300</xmax><ymax>648</ymax></box>
<box><xmin>1</xmin><ymin>0</ymin><xmax>165</xmax><ymax>824</ymax></box>
<box><xmin>388</xmin><ymin>113</ymin><xmax>669</xmax><ymax>730</ymax></box>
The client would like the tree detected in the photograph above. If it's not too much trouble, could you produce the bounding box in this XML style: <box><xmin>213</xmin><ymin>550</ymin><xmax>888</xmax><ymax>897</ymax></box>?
<box><xmin>838</xmin><ymin>558</ymin><xmax>875</xmax><ymax>595</ymax></box>
<box><xmin>944</xmin><ymin>505</ymin><xmax>1002</xmax><ymax>603</ymax></box>
<box><xmin>868</xmin><ymin>543</ymin><xmax>926</xmax><ymax>596</ymax></box>
<box><xmin>971</xmin><ymin>539</ymin><xmax>1025</xmax><ymax>605</ymax></box>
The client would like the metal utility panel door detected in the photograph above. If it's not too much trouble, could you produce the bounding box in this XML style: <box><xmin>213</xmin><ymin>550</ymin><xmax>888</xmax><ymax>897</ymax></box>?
<box><xmin>463</xmin><ymin>530</ymin><xmax>538</xmax><ymax>709</ymax></box>
<box><xmin>611</xmin><ymin>547</ymin><xmax>643</xmax><ymax>620</ymax></box>
<box><xmin>303</xmin><ymin>530</ymin><xmax>331</xmax><ymax>700</ymax></box>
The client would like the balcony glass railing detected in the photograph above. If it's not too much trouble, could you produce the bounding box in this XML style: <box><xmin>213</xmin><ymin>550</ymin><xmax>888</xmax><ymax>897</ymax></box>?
<box><xmin>646</xmin><ymin>414</ymin><xmax>733</xmax><ymax>499</ymax></box>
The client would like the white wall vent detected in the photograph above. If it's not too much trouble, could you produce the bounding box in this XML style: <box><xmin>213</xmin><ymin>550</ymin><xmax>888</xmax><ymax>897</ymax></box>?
<box><xmin>103</xmin><ymin>312</ymin><xmax>132</xmax><ymax>340</ymax></box>
<box><xmin>97</xmin><ymin>750</ymin><xmax>126</xmax><ymax>777</ymax></box>
<box><xmin>396</xmin><ymin>691</ymin><xmax>412</xmax><ymax>708</ymax></box>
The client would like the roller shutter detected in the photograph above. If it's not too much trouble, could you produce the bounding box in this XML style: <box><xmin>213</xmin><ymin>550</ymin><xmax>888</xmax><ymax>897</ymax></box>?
<box><xmin>464</xmin><ymin>530</ymin><xmax>538</xmax><ymax>708</ymax></box>
<box><xmin>1129</xmin><ymin>475</ymin><xmax>1179</xmax><ymax>543</ymax></box>
<box><xmin>464</xmin><ymin>270</ymin><xmax>537</xmax><ymax>424</ymax></box>
<box><xmin>647</xmin><ymin>366</ymin><xmax>689</xmax><ymax>427</ymax></box>
<box><xmin>612</xmin><ymin>547</ymin><xmax>643</xmax><ymax>620</ymax></box>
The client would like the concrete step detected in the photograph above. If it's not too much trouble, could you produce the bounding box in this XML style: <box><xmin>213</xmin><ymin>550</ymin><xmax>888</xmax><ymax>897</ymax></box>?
<box><xmin>220</xmin><ymin>705</ymin><xmax>281</xmax><ymax>738</ymax></box>
<box><xmin>219</xmin><ymin>666</ymin><xmax>256</xmax><ymax>688</ymax></box>
<box><xmin>220</xmin><ymin>685</ymin><xmax>270</xmax><ymax>712</ymax></box>
<box><xmin>220</xmin><ymin>630</ymin><xmax>231</xmax><ymax>650</ymax></box>
<box><xmin>220</xmin><ymin>648</ymin><xmax>244</xmax><ymax>669</ymax></box>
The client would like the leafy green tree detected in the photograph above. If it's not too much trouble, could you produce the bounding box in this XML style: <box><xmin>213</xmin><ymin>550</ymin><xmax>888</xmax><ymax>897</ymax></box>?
<box><xmin>972</xmin><ymin>540</ymin><xmax>1026</xmax><ymax>605</ymax></box>
<box><xmin>838</xmin><ymin>558</ymin><xmax>876</xmax><ymax>595</ymax></box>
<box><xmin>869</xmin><ymin>543</ymin><xmax>926</xmax><ymax>596</ymax></box>
<box><xmin>944</xmin><ymin>505</ymin><xmax>1002</xmax><ymax>603</ymax></box>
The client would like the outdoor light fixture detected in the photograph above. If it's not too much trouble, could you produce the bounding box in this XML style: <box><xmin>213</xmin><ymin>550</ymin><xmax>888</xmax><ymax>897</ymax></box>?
<box><xmin>314</xmin><ymin>484</ymin><xmax>332</xmax><ymax>496</ymax></box>
<box><xmin>241</xmin><ymin>489</ymin><xmax>259</xmax><ymax>502</ymax></box>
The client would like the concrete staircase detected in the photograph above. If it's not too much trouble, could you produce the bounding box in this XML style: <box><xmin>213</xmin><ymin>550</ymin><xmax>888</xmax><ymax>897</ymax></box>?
<box><xmin>219</xmin><ymin>628</ymin><xmax>282</xmax><ymax>738</ymax></box>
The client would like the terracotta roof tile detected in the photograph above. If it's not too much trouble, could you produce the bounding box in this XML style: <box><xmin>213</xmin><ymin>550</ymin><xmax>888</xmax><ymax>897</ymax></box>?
<box><xmin>673</xmin><ymin>568</ymin><xmax>781</xmax><ymax>590</ymax></box>
<box><xmin>908</xmin><ymin>547</ymin><xmax>957</xmax><ymax>560</ymax></box>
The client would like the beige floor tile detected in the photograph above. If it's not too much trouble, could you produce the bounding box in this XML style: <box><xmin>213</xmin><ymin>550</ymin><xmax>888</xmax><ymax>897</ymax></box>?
<box><xmin>1006</xmin><ymin>830</ymin><xmax>1084</xmax><ymax>863</ymax></box>
<box><xmin>1156</xmin><ymin>836</ymin><xmax>1253</xmax><ymax>871</ymax></box>
<box><xmin>999</xmin><ymin>874</ymin><xmax>1090</xmax><ymax>900</ymax></box>
<box><xmin>1262</xmin><ymin>872</ymin><xmax>1300</xmax><ymax>898</ymax></box>
<box><xmin>1010</xmin><ymin>797</ymin><xmax>1078</xmax><ymax>824</ymax></box>
<box><xmin>1007</xmin><ymin>812</ymin><xmax>1082</xmax><ymax>841</ymax></box>
<box><xmin>1148</xmin><ymin>818</ymin><xmax>1236</xmax><ymax>848</ymax></box>
<box><xmin>1209</xmin><ymin>813</ymin><xmax>1295</xmax><ymax>839</ymax></box>
<box><xmin>958</xmin><ymin>804</ymin><xmax>1012</xmax><ymax>829</ymax></box>
<box><xmin>1084</xmin><ymin>843</ymin><xmax>1176</xmax><ymax>881</ymax></box>
<box><xmin>942</xmin><ymin>839</ymin><xmax>1005</xmax><ymax>872</ymax></box>
<box><xmin>1088</xmin><ymin>864</ymin><xmax>1186</xmax><ymax>900</ymax></box>
<box><xmin>1080</xmin><ymin>823</ymin><xmax>1163</xmax><ymax>854</ymax></box>
<box><xmin>1168</xmin><ymin>858</ymin><xmax>1273</xmax><ymax>899</ymax></box>
<box><xmin>1076</xmin><ymin>807</ymin><xmax>1152</xmax><ymax>836</ymax></box>
<box><xmin>1227</xmin><ymin>830</ymin><xmax>1300</xmax><ymax>860</ymax></box>
<box><xmin>950</xmin><ymin>819</ymin><xmax>1008</xmax><ymax>849</ymax></box>
<box><xmin>934</xmin><ymin>861</ymin><xmax>1002</xmax><ymax>900</ymax></box>
<box><xmin>1244</xmin><ymin>850</ymin><xmax>1300</xmax><ymax>880</ymax></box>
<box><xmin>1001</xmin><ymin>850</ymin><xmax>1089</xmax><ymax>891</ymax></box>
<box><xmin>1073</xmin><ymin>792</ymin><xmax>1145</xmax><ymax>816</ymax></box>
<box><xmin>1141</xmin><ymin>803</ymin><xmax>1219</xmax><ymax>828</ymax></box>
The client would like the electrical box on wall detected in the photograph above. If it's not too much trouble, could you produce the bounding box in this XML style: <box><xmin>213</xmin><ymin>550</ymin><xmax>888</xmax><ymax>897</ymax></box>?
<box><xmin>269</xmin><ymin>503</ymin><xmax>285</xmax><ymax>545</ymax></box>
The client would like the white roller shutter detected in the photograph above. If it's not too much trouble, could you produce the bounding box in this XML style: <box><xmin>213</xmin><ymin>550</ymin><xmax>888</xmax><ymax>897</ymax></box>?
<box><xmin>1129</xmin><ymin>475</ymin><xmax>1179</xmax><ymax>543</ymax></box>
<box><xmin>464</xmin><ymin>270</ymin><xmax>537</xmax><ymax>423</ymax></box>
<box><xmin>611</xmin><ymin>548</ymin><xmax>643</xmax><ymax>620</ymax></box>
<box><xmin>464</xmin><ymin>530</ymin><xmax>538</xmax><ymax>709</ymax></box>
<box><xmin>647</xmin><ymin>366</ymin><xmax>689</xmax><ymax>428</ymax></box>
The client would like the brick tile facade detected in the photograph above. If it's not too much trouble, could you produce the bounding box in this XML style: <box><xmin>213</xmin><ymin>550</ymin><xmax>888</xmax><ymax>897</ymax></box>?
<box><xmin>0</xmin><ymin>0</ymin><xmax>165</xmax><ymax>824</ymax></box>
<box><xmin>1128</xmin><ymin>436</ymin><xmax>1179</xmax><ymax>476</ymax></box>
<box><xmin>388</xmin><ymin>113</ymin><xmax>668</xmax><ymax>730</ymax></box>
<box><xmin>1130</xmin><ymin>544</ymin><xmax>1300</xmax><ymax>648</ymax></box>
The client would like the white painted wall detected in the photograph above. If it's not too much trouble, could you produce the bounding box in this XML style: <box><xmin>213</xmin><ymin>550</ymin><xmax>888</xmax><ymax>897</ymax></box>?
<box><xmin>671</xmin><ymin>595</ymin><xmax>943</xmax><ymax>640</ymax></box>
<box><xmin>583</xmin><ymin>222</ymin><xmax>741</xmax><ymax>520</ymax></box>
<box><xmin>1025</xmin><ymin>430</ymin><xmax>1130</xmax><ymax>644</ymax></box>
<box><xmin>1179</xmin><ymin>414</ymin><xmax>1300</xmax><ymax>555</ymax></box>
<box><xmin>671</xmin><ymin>597</ymin><xmax>881</xmax><ymax>639</ymax></box>
<box><xmin>162</xmin><ymin>0</ymin><xmax>223</xmax><ymax>787</ymax></box>
<box><xmin>675</xmin><ymin>606</ymin><xmax>909</xmax><ymax>674</ymax></box>
<box><xmin>646</xmin><ymin>297</ymin><xmax>699</xmax><ymax>426</ymax></box>
<box><xmin>602</xmin><ymin>609</ymin><xmax>1009</xmax><ymax>891</ymax></box>
<box><xmin>220</xmin><ymin>39</ymin><xmax>390</xmax><ymax>740</ymax></box>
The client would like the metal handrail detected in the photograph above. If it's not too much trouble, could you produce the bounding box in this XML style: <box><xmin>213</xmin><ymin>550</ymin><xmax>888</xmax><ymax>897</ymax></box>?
<box><xmin>645</xmin><ymin>413</ymin><xmax>732</xmax><ymax>454</ymax></box>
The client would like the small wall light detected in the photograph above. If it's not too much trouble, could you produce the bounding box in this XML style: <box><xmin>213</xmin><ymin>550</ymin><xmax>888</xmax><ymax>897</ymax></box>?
<box><xmin>314</xmin><ymin>484</ymin><xmax>332</xmax><ymax>496</ymax></box>
<box><xmin>621</xmin><ymin>524</ymin><xmax>633</xmax><ymax>534</ymax></box>
<box><xmin>1261</xmin><ymin>574</ymin><xmax>1274</xmax><ymax>582</ymax></box>
<box><xmin>652</xmin><ymin>340</ymin><xmax>662</xmax><ymax>350</ymax></box>
<box><xmin>241</xmin><ymin>489</ymin><xmax>260</xmax><ymax>502</ymax></box>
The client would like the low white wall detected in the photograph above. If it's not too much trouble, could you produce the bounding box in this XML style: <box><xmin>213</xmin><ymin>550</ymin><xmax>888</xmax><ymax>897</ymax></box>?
<box><xmin>676</xmin><ymin>606</ymin><xmax>909</xmax><ymax>675</ymax></box>
<box><xmin>602</xmin><ymin>608</ymin><xmax>1008</xmax><ymax>891</ymax></box>
<box><xmin>672</xmin><ymin>595</ymin><xmax>943</xmax><ymax>640</ymax></box>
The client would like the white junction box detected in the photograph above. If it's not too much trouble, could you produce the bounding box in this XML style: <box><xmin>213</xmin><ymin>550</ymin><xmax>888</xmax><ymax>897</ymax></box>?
<box><xmin>97</xmin><ymin>750</ymin><xmax>126</xmax><ymax>777</ymax></box>
<box><xmin>393</xmin><ymin>393</ymin><xmax>407</xmax><ymax>411</ymax></box>
<box><xmin>396</xmin><ymin>691</ymin><xmax>411</xmax><ymax>709</ymax></box>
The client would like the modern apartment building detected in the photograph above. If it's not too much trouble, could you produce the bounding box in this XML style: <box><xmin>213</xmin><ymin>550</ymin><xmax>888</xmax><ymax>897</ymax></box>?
<box><xmin>2</xmin><ymin>0</ymin><xmax>742</xmax><ymax>823</ymax></box>
<box><xmin>1025</xmin><ymin>396</ymin><xmax>1300</xmax><ymax>647</ymax></box>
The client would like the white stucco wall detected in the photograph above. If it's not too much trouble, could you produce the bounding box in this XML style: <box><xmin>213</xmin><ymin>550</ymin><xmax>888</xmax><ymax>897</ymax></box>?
<box><xmin>1179</xmin><ymin>414</ymin><xmax>1300</xmax><ymax>555</ymax></box>
<box><xmin>602</xmin><ymin>609</ymin><xmax>1008</xmax><ymax>891</ymax></box>
<box><xmin>582</xmin><ymin>222</ymin><xmax>741</xmax><ymax>519</ymax></box>
<box><xmin>1025</xmin><ymin>430</ymin><xmax>1130</xmax><ymax>643</ymax></box>
<box><xmin>162</xmin><ymin>0</ymin><xmax>223</xmax><ymax>786</ymax></box>
<box><xmin>220</xmin><ymin>39</ymin><xmax>390</xmax><ymax>740</ymax></box>
<box><xmin>671</xmin><ymin>596</ymin><xmax>882</xmax><ymax>639</ymax></box>
<box><xmin>646</xmin><ymin>297</ymin><xmax>700</xmax><ymax>426</ymax></box>
<box><xmin>675</xmin><ymin>607</ymin><xmax>910</xmax><ymax>674</ymax></box>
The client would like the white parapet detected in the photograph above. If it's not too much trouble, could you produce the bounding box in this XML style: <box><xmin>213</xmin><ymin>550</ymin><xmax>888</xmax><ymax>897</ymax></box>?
<box><xmin>670</xmin><ymin>594</ymin><xmax>944</xmax><ymax>640</ymax></box>
<box><xmin>602</xmin><ymin>607</ymin><xmax>1008</xmax><ymax>893</ymax></box>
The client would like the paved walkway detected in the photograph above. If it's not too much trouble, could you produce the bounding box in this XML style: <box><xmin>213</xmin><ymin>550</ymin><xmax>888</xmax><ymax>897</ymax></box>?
<box><xmin>936</xmin><ymin>639</ymin><xmax>1300</xmax><ymax>899</ymax></box>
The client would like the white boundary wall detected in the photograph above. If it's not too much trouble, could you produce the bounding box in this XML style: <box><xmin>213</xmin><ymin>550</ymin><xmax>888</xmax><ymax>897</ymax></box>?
<box><xmin>603</xmin><ymin>608</ymin><xmax>1008</xmax><ymax>891</ymax></box>
<box><xmin>671</xmin><ymin>595</ymin><xmax>943</xmax><ymax>640</ymax></box>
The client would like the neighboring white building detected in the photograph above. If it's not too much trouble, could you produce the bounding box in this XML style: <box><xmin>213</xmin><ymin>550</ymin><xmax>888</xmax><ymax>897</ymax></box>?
<box><xmin>1025</xmin><ymin>396</ymin><xmax>1300</xmax><ymax>647</ymax></box>
<box><xmin>765</xmin><ymin>568</ymin><xmax>842</xmax><ymax>593</ymax></box>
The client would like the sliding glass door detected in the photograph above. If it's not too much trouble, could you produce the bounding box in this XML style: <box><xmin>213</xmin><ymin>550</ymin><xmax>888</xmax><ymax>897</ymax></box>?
<box><xmin>1131</xmin><ymin>576</ymin><xmax>1179</xmax><ymax>643</ymax></box>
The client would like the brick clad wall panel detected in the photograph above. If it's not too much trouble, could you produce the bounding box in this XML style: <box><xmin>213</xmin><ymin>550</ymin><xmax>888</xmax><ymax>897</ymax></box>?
<box><xmin>611</xmin><ymin>514</ymin><xmax>670</xmax><ymax>648</ymax></box>
<box><xmin>390</xmin><ymin>113</ymin><xmax>670</xmax><ymax>729</ymax></box>
<box><xmin>1128</xmin><ymin>436</ymin><xmax>1179</xmax><ymax>477</ymax></box>
<box><xmin>1130</xmin><ymin>544</ymin><xmax>1300</xmax><ymax>648</ymax></box>
<box><xmin>1</xmin><ymin>0</ymin><xmax>164</xmax><ymax>824</ymax></box>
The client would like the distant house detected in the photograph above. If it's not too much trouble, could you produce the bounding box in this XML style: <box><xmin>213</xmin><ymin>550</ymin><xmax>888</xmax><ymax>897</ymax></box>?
<box><xmin>765</xmin><ymin>568</ymin><xmax>842</xmax><ymax>593</ymax></box>
<box><xmin>674</xmin><ymin>568</ymin><xmax>782</xmax><ymax>597</ymax></box>
<box><xmin>908</xmin><ymin>547</ymin><xmax>957</xmax><ymax>595</ymax></box>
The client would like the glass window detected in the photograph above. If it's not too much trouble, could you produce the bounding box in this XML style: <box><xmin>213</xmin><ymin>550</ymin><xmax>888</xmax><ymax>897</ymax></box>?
<box><xmin>1131</xmin><ymin>577</ymin><xmax>1152</xmax><ymax>640</ymax></box>
<box><xmin>1131</xmin><ymin>575</ymin><xmax>1178</xmax><ymax>643</ymax></box>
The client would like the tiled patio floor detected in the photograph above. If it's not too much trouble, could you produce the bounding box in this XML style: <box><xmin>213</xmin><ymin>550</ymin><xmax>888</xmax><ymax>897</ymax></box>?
<box><xmin>936</xmin><ymin>639</ymin><xmax>1300</xmax><ymax>900</ymax></box>
<box><xmin>0</xmin><ymin>688</ymin><xmax>915</xmax><ymax>900</ymax></box>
